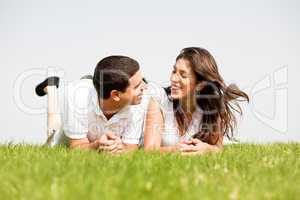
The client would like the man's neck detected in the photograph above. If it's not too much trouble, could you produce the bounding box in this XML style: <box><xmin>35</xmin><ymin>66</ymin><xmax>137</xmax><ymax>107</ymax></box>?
<box><xmin>98</xmin><ymin>99</ymin><xmax>122</xmax><ymax>120</ymax></box>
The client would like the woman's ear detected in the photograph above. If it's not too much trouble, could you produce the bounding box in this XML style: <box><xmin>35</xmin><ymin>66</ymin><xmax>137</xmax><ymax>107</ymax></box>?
<box><xmin>196</xmin><ymin>81</ymin><xmax>206</xmax><ymax>92</ymax></box>
<box><xmin>110</xmin><ymin>90</ymin><xmax>121</xmax><ymax>101</ymax></box>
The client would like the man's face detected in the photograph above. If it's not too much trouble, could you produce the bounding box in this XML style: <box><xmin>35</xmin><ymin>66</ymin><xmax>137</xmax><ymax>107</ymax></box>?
<box><xmin>119</xmin><ymin>70</ymin><xmax>146</xmax><ymax>106</ymax></box>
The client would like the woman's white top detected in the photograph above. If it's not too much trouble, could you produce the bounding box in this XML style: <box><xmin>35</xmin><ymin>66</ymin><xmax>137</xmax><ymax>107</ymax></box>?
<box><xmin>149</xmin><ymin>84</ymin><xmax>203</xmax><ymax>147</ymax></box>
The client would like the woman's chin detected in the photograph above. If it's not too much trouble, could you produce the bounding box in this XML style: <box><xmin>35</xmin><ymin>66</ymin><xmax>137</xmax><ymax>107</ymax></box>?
<box><xmin>170</xmin><ymin>92</ymin><xmax>182</xmax><ymax>100</ymax></box>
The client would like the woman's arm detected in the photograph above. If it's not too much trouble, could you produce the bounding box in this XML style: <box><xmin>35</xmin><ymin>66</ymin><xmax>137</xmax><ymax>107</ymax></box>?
<box><xmin>144</xmin><ymin>98</ymin><xmax>189</xmax><ymax>153</ymax></box>
<box><xmin>143</xmin><ymin>98</ymin><xmax>164</xmax><ymax>151</ymax></box>
<box><xmin>158</xmin><ymin>140</ymin><xmax>195</xmax><ymax>153</ymax></box>
<box><xmin>180</xmin><ymin>115</ymin><xmax>225</xmax><ymax>155</ymax></box>
<box><xmin>144</xmin><ymin>98</ymin><xmax>224</xmax><ymax>154</ymax></box>
<box><xmin>181</xmin><ymin>137</ymin><xmax>223</xmax><ymax>155</ymax></box>
<box><xmin>181</xmin><ymin>122</ymin><xmax>224</xmax><ymax>155</ymax></box>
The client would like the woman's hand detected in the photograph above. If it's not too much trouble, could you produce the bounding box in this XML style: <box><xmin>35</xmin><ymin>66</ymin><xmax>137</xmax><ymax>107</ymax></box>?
<box><xmin>178</xmin><ymin>139</ymin><xmax>205</xmax><ymax>154</ymax></box>
<box><xmin>180</xmin><ymin>138</ymin><xmax>221</xmax><ymax>155</ymax></box>
<box><xmin>173</xmin><ymin>140</ymin><xmax>190</xmax><ymax>151</ymax></box>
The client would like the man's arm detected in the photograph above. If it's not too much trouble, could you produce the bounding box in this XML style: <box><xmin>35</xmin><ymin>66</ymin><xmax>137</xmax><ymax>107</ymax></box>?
<box><xmin>69</xmin><ymin>137</ymin><xmax>101</xmax><ymax>150</ymax></box>
<box><xmin>122</xmin><ymin>143</ymin><xmax>139</xmax><ymax>151</ymax></box>
<box><xmin>68</xmin><ymin>132</ymin><xmax>119</xmax><ymax>152</ymax></box>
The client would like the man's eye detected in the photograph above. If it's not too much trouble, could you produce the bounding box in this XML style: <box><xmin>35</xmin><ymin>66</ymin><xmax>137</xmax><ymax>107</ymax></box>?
<box><xmin>135</xmin><ymin>82</ymin><xmax>142</xmax><ymax>89</ymax></box>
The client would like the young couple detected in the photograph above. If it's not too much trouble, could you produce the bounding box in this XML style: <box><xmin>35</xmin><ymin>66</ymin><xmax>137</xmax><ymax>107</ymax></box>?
<box><xmin>36</xmin><ymin>47</ymin><xmax>249</xmax><ymax>155</ymax></box>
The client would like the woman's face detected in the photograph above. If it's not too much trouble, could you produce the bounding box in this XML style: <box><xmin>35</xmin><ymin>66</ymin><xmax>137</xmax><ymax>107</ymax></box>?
<box><xmin>170</xmin><ymin>58</ymin><xmax>198</xmax><ymax>100</ymax></box>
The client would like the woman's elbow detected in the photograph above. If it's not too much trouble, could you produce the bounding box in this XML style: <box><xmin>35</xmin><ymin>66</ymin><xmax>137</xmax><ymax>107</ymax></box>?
<box><xmin>143</xmin><ymin>140</ymin><xmax>160</xmax><ymax>152</ymax></box>
<box><xmin>214</xmin><ymin>144</ymin><xmax>223</xmax><ymax>153</ymax></box>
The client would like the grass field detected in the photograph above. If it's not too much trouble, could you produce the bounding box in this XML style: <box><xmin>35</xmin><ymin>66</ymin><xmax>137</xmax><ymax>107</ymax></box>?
<box><xmin>0</xmin><ymin>143</ymin><xmax>299</xmax><ymax>200</ymax></box>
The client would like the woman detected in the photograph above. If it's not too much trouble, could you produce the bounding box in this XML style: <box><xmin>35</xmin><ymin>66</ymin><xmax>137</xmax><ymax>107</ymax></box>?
<box><xmin>144</xmin><ymin>47</ymin><xmax>249</xmax><ymax>154</ymax></box>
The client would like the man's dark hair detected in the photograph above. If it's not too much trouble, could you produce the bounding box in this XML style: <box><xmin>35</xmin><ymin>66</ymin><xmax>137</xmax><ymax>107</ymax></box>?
<box><xmin>93</xmin><ymin>56</ymin><xmax>140</xmax><ymax>99</ymax></box>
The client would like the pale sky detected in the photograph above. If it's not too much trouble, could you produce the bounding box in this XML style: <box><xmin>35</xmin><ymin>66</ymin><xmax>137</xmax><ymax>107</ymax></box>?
<box><xmin>1</xmin><ymin>0</ymin><xmax>299</xmax><ymax>144</ymax></box>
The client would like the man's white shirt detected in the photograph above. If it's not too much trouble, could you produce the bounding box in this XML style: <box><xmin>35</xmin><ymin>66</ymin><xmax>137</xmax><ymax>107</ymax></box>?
<box><xmin>50</xmin><ymin>78</ymin><xmax>149</xmax><ymax>146</ymax></box>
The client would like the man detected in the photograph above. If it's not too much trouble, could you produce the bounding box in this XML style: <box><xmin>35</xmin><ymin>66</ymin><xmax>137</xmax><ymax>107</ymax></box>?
<box><xmin>35</xmin><ymin>56</ymin><xmax>148</xmax><ymax>153</ymax></box>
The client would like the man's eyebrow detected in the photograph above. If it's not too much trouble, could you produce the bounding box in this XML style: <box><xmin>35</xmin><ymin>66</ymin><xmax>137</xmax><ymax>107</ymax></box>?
<box><xmin>134</xmin><ymin>80</ymin><xmax>143</xmax><ymax>88</ymax></box>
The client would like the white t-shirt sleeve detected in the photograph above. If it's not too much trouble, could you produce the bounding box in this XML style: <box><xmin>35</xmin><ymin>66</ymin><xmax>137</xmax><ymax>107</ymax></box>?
<box><xmin>121</xmin><ymin>82</ymin><xmax>169</xmax><ymax>145</ymax></box>
<box><xmin>146</xmin><ymin>82</ymin><xmax>166</xmax><ymax>105</ymax></box>
<box><xmin>146</xmin><ymin>82</ymin><xmax>169</xmax><ymax>119</ymax></box>
<box><xmin>63</xmin><ymin>80</ymin><xmax>93</xmax><ymax>139</ymax></box>
<box><xmin>121</xmin><ymin>101</ymin><xmax>147</xmax><ymax>145</ymax></box>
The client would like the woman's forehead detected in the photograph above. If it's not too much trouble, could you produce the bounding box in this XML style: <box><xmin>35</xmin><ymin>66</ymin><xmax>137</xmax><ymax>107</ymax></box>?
<box><xmin>175</xmin><ymin>59</ymin><xmax>192</xmax><ymax>72</ymax></box>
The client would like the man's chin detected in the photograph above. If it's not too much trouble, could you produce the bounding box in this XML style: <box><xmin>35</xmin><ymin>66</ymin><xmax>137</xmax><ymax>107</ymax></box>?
<box><xmin>130</xmin><ymin>99</ymin><xmax>142</xmax><ymax>105</ymax></box>
<box><xmin>131</xmin><ymin>101</ymin><xmax>141</xmax><ymax>105</ymax></box>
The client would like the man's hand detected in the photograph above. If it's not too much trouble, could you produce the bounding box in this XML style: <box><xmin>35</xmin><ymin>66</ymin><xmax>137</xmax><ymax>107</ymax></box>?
<box><xmin>98</xmin><ymin>132</ymin><xmax>123</xmax><ymax>154</ymax></box>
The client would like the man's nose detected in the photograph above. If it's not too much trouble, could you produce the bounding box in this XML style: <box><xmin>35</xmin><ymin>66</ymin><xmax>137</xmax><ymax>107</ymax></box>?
<box><xmin>141</xmin><ymin>82</ymin><xmax>148</xmax><ymax>91</ymax></box>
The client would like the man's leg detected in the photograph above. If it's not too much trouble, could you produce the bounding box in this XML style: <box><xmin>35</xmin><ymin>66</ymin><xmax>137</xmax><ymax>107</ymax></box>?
<box><xmin>45</xmin><ymin>85</ymin><xmax>63</xmax><ymax>146</ymax></box>
<box><xmin>36</xmin><ymin>77</ymin><xmax>63</xmax><ymax>146</ymax></box>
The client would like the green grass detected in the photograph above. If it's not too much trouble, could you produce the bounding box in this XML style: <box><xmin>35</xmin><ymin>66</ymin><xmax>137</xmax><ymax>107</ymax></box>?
<box><xmin>0</xmin><ymin>143</ymin><xmax>299</xmax><ymax>200</ymax></box>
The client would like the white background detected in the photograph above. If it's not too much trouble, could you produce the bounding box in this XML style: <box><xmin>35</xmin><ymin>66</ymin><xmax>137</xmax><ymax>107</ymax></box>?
<box><xmin>1</xmin><ymin>0</ymin><xmax>299</xmax><ymax>144</ymax></box>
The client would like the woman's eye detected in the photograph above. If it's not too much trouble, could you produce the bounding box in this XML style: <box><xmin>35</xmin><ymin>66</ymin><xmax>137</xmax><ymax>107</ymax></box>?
<box><xmin>180</xmin><ymin>74</ymin><xmax>188</xmax><ymax>78</ymax></box>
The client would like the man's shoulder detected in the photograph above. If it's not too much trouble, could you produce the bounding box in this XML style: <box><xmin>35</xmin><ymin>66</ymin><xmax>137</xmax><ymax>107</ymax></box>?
<box><xmin>67</xmin><ymin>79</ymin><xmax>94</xmax><ymax>93</ymax></box>
<box><xmin>65</xmin><ymin>79</ymin><xmax>97</xmax><ymax>111</ymax></box>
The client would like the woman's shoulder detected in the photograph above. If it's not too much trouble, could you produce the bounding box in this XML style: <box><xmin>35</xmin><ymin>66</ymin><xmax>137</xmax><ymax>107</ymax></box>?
<box><xmin>146</xmin><ymin>82</ymin><xmax>171</xmax><ymax>107</ymax></box>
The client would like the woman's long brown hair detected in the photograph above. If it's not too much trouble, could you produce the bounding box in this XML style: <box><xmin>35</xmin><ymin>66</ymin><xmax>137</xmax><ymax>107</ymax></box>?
<box><xmin>166</xmin><ymin>47</ymin><xmax>249</xmax><ymax>145</ymax></box>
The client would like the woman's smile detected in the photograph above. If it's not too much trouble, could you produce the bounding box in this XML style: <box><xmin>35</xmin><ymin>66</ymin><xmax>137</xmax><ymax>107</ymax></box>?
<box><xmin>171</xmin><ymin>84</ymin><xmax>182</xmax><ymax>93</ymax></box>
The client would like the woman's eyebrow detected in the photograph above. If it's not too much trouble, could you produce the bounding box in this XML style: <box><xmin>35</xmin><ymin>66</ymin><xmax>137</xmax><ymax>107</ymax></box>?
<box><xmin>178</xmin><ymin>69</ymin><xmax>187</xmax><ymax>74</ymax></box>
<box><xmin>173</xmin><ymin>65</ymin><xmax>187</xmax><ymax>73</ymax></box>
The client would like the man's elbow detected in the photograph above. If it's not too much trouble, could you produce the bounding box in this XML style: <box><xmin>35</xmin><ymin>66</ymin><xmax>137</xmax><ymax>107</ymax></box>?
<box><xmin>123</xmin><ymin>143</ymin><xmax>139</xmax><ymax>151</ymax></box>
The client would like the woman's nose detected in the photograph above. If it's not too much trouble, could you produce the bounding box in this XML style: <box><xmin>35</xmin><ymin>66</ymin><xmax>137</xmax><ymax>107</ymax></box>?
<box><xmin>171</xmin><ymin>73</ymin><xmax>180</xmax><ymax>82</ymax></box>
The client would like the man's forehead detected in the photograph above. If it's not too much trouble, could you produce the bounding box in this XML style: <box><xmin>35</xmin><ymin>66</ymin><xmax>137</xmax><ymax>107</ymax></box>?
<box><xmin>129</xmin><ymin>70</ymin><xmax>143</xmax><ymax>83</ymax></box>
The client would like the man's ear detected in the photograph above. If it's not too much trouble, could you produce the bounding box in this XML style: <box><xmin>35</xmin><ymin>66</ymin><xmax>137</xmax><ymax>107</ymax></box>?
<box><xmin>110</xmin><ymin>90</ymin><xmax>121</xmax><ymax>101</ymax></box>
